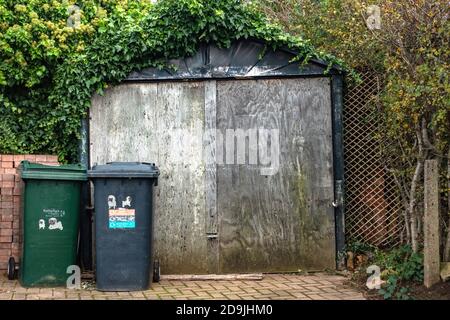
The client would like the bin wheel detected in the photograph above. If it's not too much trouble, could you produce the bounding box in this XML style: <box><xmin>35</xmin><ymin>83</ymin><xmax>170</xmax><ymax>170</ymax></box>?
<box><xmin>7</xmin><ymin>257</ymin><xmax>16</xmax><ymax>280</ymax></box>
<box><xmin>153</xmin><ymin>260</ymin><xmax>160</xmax><ymax>283</ymax></box>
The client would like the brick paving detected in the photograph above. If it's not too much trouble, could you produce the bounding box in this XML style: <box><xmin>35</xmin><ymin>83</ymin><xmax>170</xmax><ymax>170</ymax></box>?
<box><xmin>0</xmin><ymin>273</ymin><xmax>365</xmax><ymax>300</ymax></box>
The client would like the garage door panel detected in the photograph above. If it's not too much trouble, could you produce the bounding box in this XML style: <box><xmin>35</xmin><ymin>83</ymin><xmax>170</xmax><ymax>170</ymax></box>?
<box><xmin>90</xmin><ymin>82</ymin><xmax>208</xmax><ymax>274</ymax></box>
<box><xmin>217</xmin><ymin>78</ymin><xmax>335</xmax><ymax>273</ymax></box>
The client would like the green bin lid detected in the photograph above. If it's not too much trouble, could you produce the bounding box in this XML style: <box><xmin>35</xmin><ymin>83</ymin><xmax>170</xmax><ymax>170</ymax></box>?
<box><xmin>88</xmin><ymin>162</ymin><xmax>160</xmax><ymax>178</ymax></box>
<box><xmin>20</xmin><ymin>160</ymin><xmax>87</xmax><ymax>181</ymax></box>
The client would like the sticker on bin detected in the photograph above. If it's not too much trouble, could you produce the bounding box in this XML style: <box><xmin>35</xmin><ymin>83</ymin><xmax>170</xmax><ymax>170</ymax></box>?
<box><xmin>38</xmin><ymin>217</ymin><xmax>63</xmax><ymax>231</ymax></box>
<box><xmin>107</xmin><ymin>195</ymin><xmax>135</xmax><ymax>229</ymax></box>
<box><xmin>109</xmin><ymin>209</ymin><xmax>135</xmax><ymax>229</ymax></box>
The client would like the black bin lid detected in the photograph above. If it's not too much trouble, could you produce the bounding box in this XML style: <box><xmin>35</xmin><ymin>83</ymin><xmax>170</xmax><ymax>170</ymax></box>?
<box><xmin>88</xmin><ymin>162</ymin><xmax>159</xmax><ymax>178</ymax></box>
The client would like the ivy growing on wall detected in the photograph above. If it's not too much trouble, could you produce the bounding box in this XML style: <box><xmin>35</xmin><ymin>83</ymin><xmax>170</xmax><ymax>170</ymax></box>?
<box><xmin>0</xmin><ymin>0</ymin><xmax>342</xmax><ymax>161</ymax></box>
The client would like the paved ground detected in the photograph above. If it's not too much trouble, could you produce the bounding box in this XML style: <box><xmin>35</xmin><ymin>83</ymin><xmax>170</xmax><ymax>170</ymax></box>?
<box><xmin>0</xmin><ymin>273</ymin><xmax>365</xmax><ymax>300</ymax></box>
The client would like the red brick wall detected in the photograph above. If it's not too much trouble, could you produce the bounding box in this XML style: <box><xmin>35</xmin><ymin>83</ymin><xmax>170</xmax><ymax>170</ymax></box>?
<box><xmin>0</xmin><ymin>155</ymin><xmax>59</xmax><ymax>270</ymax></box>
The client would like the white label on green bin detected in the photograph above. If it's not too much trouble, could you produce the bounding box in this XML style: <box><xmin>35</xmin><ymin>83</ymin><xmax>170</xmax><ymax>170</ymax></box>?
<box><xmin>43</xmin><ymin>208</ymin><xmax>66</xmax><ymax>218</ymax></box>
<box><xmin>38</xmin><ymin>208</ymin><xmax>65</xmax><ymax>231</ymax></box>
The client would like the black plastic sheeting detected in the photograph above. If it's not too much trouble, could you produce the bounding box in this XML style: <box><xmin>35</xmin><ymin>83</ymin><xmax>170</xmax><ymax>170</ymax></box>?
<box><xmin>125</xmin><ymin>39</ymin><xmax>340</xmax><ymax>81</ymax></box>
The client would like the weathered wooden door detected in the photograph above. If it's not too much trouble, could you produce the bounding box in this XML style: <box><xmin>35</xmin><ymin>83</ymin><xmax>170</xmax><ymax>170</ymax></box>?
<box><xmin>91</xmin><ymin>82</ymin><xmax>210</xmax><ymax>274</ymax></box>
<box><xmin>90</xmin><ymin>77</ymin><xmax>335</xmax><ymax>274</ymax></box>
<box><xmin>215</xmin><ymin>78</ymin><xmax>335</xmax><ymax>272</ymax></box>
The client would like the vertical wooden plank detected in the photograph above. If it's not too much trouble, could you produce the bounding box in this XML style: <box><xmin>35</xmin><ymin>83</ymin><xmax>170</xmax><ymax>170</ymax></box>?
<box><xmin>204</xmin><ymin>80</ymin><xmax>219</xmax><ymax>273</ymax></box>
<box><xmin>152</xmin><ymin>82</ymin><xmax>208</xmax><ymax>274</ymax></box>
<box><xmin>424</xmin><ymin>159</ymin><xmax>440</xmax><ymax>288</ymax></box>
<box><xmin>204</xmin><ymin>80</ymin><xmax>218</xmax><ymax>234</ymax></box>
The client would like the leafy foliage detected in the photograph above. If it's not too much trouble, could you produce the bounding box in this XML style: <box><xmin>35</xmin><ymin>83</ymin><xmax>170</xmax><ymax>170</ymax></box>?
<box><xmin>259</xmin><ymin>0</ymin><xmax>450</xmax><ymax>252</ymax></box>
<box><xmin>344</xmin><ymin>240</ymin><xmax>376</xmax><ymax>255</ymax></box>
<box><xmin>258</xmin><ymin>0</ymin><xmax>386</xmax><ymax>78</ymax></box>
<box><xmin>0</xmin><ymin>0</ymin><xmax>342</xmax><ymax>161</ymax></box>
<box><xmin>379</xmin><ymin>276</ymin><xmax>411</xmax><ymax>300</ymax></box>
<box><xmin>375</xmin><ymin>0</ymin><xmax>449</xmax><ymax>253</ymax></box>
<box><xmin>345</xmin><ymin>242</ymin><xmax>423</xmax><ymax>300</ymax></box>
<box><xmin>374</xmin><ymin>245</ymin><xmax>423</xmax><ymax>282</ymax></box>
<box><xmin>374</xmin><ymin>245</ymin><xmax>423</xmax><ymax>300</ymax></box>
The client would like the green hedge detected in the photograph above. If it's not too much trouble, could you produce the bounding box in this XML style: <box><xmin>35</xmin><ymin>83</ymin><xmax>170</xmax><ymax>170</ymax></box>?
<box><xmin>0</xmin><ymin>0</ymin><xmax>341</xmax><ymax>162</ymax></box>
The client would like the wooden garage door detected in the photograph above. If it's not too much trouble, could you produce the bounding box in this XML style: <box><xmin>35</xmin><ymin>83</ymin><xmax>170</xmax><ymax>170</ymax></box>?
<box><xmin>89</xmin><ymin>78</ymin><xmax>335</xmax><ymax>274</ymax></box>
<box><xmin>216</xmin><ymin>78</ymin><xmax>335</xmax><ymax>272</ymax></box>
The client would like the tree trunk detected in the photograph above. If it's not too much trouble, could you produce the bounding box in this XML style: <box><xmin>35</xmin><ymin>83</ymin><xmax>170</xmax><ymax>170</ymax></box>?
<box><xmin>389</xmin><ymin>165</ymin><xmax>412</xmax><ymax>245</ymax></box>
<box><xmin>404</xmin><ymin>211</ymin><xmax>411</xmax><ymax>245</ymax></box>
<box><xmin>409</xmin><ymin>126</ymin><xmax>425</xmax><ymax>253</ymax></box>
<box><xmin>411</xmin><ymin>215</ymin><xmax>419</xmax><ymax>252</ymax></box>
<box><xmin>409</xmin><ymin>159</ymin><xmax>423</xmax><ymax>253</ymax></box>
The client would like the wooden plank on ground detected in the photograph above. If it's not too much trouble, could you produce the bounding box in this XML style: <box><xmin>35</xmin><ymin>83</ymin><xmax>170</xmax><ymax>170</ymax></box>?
<box><xmin>160</xmin><ymin>274</ymin><xmax>263</xmax><ymax>281</ymax></box>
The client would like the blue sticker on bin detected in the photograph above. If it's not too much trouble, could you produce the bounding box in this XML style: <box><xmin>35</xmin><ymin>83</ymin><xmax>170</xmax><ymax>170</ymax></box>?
<box><xmin>109</xmin><ymin>209</ymin><xmax>135</xmax><ymax>229</ymax></box>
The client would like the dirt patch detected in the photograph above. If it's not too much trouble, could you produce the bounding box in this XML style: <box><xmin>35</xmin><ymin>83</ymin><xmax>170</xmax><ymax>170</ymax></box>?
<box><xmin>344</xmin><ymin>270</ymin><xmax>450</xmax><ymax>300</ymax></box>
<box><xmin>408</xmin><ymin>282</ymin><xmax>450</xmax><ymax>300</ymax></box>
<box><xmin>343</xmin><ymin>271</ymin><xmax>382</xmax><ymax>300</ymax></box>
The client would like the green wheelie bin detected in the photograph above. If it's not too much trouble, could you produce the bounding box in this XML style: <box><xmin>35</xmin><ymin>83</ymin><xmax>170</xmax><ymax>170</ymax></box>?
<box><xmin>8</xmin><ymin>161</ymin><xmax>87</xmax><ymax>287</ymax></box>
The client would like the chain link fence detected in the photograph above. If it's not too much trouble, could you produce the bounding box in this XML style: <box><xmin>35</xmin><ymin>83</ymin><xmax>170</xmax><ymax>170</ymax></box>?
<box><xmin>343</xmin><ymin>70</ymin><xmax>403</xmax><ymax>248</ymax></box>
